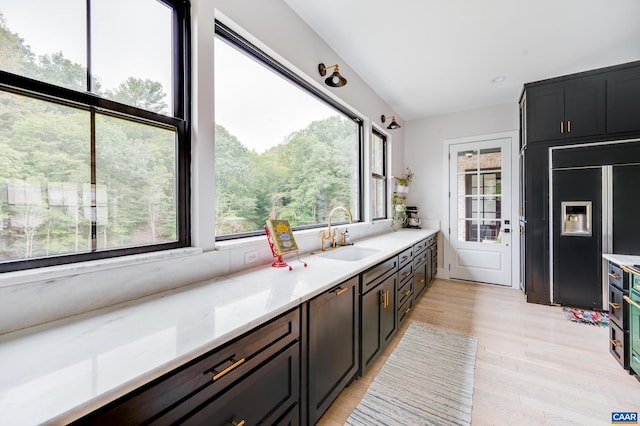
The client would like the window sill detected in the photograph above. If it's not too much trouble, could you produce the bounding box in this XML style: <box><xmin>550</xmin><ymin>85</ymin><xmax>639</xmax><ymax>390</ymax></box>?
<box><xmin>0</xmin><ymin>247</ymin><xmax>203</xmax><ymax>289</ymax></box>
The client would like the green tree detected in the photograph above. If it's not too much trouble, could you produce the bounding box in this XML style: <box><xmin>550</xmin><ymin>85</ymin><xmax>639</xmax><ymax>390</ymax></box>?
<box><xmin>106</xmin><ymin>77</ymin><xmax>168</xmax><ymax>114</ymax></box>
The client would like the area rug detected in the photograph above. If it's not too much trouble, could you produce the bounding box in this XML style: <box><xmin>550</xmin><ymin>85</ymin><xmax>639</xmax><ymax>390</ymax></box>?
<box><xmin>562</xmin><ymin>307</ymin><xmax>609</xmax><ymax>327</ymax></box>
<box><xmin>346</xmin><ymin>321</ymin><xmax>478</xmax><ymax>426</ymax></box>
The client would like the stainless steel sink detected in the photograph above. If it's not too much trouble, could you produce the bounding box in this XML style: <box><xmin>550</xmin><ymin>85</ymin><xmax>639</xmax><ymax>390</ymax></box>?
<box><xmin>320</xmin><ymin>246</ymin><xmax>379</xmax><ymax>261</ymax></box>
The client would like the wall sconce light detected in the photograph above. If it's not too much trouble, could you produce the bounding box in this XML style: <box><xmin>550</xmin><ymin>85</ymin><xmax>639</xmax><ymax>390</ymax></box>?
<box><xmin>318</xmin><ymin>63</ymin><xmax>347</xmax><ymax>87</ymax></box>
<box><xmin>381</xmin><ymin>115</ymin><xmax>401</xmax><ymax>130</ymax></box>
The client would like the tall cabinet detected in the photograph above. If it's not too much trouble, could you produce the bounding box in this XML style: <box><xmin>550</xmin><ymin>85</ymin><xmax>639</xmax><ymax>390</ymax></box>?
<box><xmin>519</xmin><ymin>60</ymin><xmax>640</xmax><ymax>306</ymax></box>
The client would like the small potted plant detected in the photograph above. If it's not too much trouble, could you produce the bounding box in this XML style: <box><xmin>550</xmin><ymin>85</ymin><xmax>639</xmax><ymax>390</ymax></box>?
<box><xmin>393</xmin><ymin>168</ymin><xmax>414</xmax><ymax>193</ymax></box>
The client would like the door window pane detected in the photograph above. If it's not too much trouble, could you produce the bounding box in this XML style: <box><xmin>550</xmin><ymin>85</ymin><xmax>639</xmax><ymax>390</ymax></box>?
<box><xmin>91</xmin><ymin>0</ymin><xmax>172</xmax><ymax>114</ymax></box>
<box><xmin>0</xmin><ymin>0</ymin><xmax>87</xmax><ymax>91</ymax></box>
<box><xmin>0</xmin><ymin>92</ymin><xmax>91</xmax><ymax>260</ymax></box>
<box><xmin>456</xmin><ymin>148</ymin><xmax>502</xmax><ymax>243</ymax></box>
<box><xmin>95</xmin><ymin>114</ymin><xmax>177</xmax><ymax>249</ymax></box>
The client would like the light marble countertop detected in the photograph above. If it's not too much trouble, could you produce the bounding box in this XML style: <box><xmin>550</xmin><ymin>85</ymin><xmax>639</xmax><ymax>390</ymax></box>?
<box><xmin>603</xmin><ymin>253</ymin><xmax>640</xmax><ymax>275</ymax></box>
<box><xmin>0</xmin><ymin>228</ymin><xmax>437</xmax><ymax>425</ymax></box>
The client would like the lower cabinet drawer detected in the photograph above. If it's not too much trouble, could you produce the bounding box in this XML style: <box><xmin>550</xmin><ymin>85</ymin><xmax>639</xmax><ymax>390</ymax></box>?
<box><xmin>73</xmin><ymin>308</ymin><xmax>300</xmax><ymax>425</ymax></box>
<box><xmin>609</xmin><ymin>320</ymin><xmax>629</xmax><ymax>370</ymax></box>
<box><xmin>398</xmin><ymin>262</ymin><xmax>413</xmax><ymax>286</ymax></box>
<box><xmin>609</xmin><ymin>284</ymin><xmax>627</xmax><ymax>328</ymax></box>
<box><xmin>397</xmin><ymin>279</ymin><xmax>413</xmax><ymax>307</ymax></box>
<box><xmin>397</xmin><ymin>297</ymin><xmax>414</xmax><ymax>327</ymax></box>
<box><xmin>176</xmin><ymin>343</ymin><xmax>300</xmax><ymax>426</ymax></box>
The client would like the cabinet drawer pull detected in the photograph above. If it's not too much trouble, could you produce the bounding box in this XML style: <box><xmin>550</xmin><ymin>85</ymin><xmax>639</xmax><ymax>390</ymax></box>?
<box><xmin>560</xmin><ymin>121</ymin><xmax>563</xmax><ymax>133</ymax></box>
<box><xmin>609</xmin><ymin>338</ymin><xmax>621</xmax><ymax>348</ymax></box>
<box><xmin>403</xmin><ymin>289</ymin><xmax>411</xmax><ymax>297</ymax></box>
<box><xmin>212</xmin><ymin>357</ymin><xmax>246</xmax><ymax>381</ymax></box>
<box><xmin>623</xmin><ymin>295</ymin><xmax>640</xmax><ymax>310</ymax></box>
<box><xmin>608</xmin><ymin>301</ymin><xmax>621</xmax><ymax>310</ymax></box>
<box><xmin>333</xmin><ymin>287</ymin><xmax>349</xmax><ymax>296</ymax></box>
<box><xmin>385</xmin><ymin>290</ymin><xmax>390</xmax><ymax>308</ymax></box>
<box><xmin>608</xmin><ymin>272</ymin><xmax>621</xmax><ymax>280</ymax></box>
<box><xmin>232</xmin><ymin>420</ymin><xmax>246</xmax><ymax>426</ymax></box>
<box><xmin>402</xmin><ymin>255</ymin><xmax>410</xmax><ymax>261</ymax></box>
<box><xmin>402</xmin><ymin>271</ymin><xmax>411</xmax><ymax>278</ymax></box>
<box><xmin>567</xmin><ymin>120</ymin><xmax>571</xmax><ymax>133</ymax></box>
<box><xmin>403</xmin><ymin>307</ymin><xmax>411</xmax><ymax>315</ymax></box>
<box><xmin>419</xmin><ymin>279</ymin><xmax>425</xmax><ymax>284</ymax></box>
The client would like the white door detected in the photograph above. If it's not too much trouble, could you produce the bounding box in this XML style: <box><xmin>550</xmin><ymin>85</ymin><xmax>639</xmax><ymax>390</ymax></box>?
<box><xmin>449</xmin><ymin>138</ymin><xmax>511</xmax><ymax>286</ymax></box>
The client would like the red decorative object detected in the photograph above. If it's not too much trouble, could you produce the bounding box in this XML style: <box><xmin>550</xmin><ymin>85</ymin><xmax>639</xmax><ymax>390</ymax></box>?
<box><xmin>264</xmin><ymin>226</ymin><xmax>290</xmax><ymax>268</ymax></box>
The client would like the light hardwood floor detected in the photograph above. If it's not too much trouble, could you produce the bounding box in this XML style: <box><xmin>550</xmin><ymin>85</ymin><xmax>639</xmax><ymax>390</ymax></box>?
<box><xmin>318</xmin><ymin>278</ymin><xmax>640</xmax><ymax>425</ymax></box>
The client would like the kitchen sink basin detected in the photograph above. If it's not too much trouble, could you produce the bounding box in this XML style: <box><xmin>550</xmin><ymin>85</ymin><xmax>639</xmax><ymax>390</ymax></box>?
<box><xmin>320</xmin><ymin>246</ymin><xmax>379</xmax><ymax>261</ymax></box>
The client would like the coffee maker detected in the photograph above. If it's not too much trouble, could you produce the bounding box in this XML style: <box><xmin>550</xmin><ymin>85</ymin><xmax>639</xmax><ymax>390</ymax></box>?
<box><xmin>404</xmin><ymin>206</ymin><xmax>421</xmax><ymax>228</ymax></box>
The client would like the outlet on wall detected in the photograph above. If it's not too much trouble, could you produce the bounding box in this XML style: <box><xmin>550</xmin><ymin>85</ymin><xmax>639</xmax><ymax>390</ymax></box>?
<box><xmin>244</xmin><ymin>250</ymin><xmax>259</xmax><ymax>265</ymax></box>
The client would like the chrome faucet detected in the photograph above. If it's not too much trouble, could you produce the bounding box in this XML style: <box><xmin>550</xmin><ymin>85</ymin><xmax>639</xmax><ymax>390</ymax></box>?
<box><xmin>321</xmin><ymin>206</ymin><xmax>353</xmax><ymax>251</ymax></box>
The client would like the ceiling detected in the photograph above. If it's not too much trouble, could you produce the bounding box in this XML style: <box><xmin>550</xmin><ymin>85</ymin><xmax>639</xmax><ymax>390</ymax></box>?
<box><xmin>285</xmin><ymin>0</ymin><xmax>640</xmax><ymax>121</ymax></box>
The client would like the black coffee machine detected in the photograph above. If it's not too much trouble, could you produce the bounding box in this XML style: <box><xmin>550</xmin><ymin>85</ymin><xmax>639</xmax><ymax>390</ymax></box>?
<box><xmin>404</xmin><ymin>206</ymin><xmax>421</xmax><ymax>228</ymax></box>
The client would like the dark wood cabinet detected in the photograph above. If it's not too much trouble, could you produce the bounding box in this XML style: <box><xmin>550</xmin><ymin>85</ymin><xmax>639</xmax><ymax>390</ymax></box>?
<box><xmin>361</xmin><ymin>265</ymin><xmax>397</xmax><ymax>374</ymax></box>
<box><xmin>307</xmin><ymin>277</ymin><xmax>359</xmax><ymax>425</ymax></box>
<box><xmin>180</xmin><ymin>343</ymin><xmax>300</xmax><ymax>426</ymax></box>
<box><xmin>72</xmin><ymin>308</ymin><xmax>301</xmax><ymax>425</ymax></box>
<box><xmin>519</xmin><ymin>61</ymin><xmax>640</xmax><ymax>306</ymax></box>
<box><xmin>607</xmin><ymin>67</ymin><xmax>640</xmax><ymax>135</ymax></box>
<box><xmin>526</xmin><ymin>77</ymin><xmax>605</xmax><ymax>143</ymax></box>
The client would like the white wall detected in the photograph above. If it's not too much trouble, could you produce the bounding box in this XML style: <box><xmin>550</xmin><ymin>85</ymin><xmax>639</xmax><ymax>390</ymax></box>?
<box><xmin>403</xmin><ymin>103</ymin><xmax>519</xmax><ymax>274</ymax></box>
<box><xmin>0</xmin><ymin>0</ymin><xmax>404</xmax><ymax>335</ymax></box>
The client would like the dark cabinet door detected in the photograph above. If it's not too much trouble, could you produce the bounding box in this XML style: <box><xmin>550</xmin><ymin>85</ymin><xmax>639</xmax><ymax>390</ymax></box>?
<box><xmin>607</xmin><ymin>67</ymin><xmax>640</xmax><ymax>134</ymax></box>
<box><xmin>526</xmin><ymin>78</ymin><xmax>605</xmax><ymax>142</ymax></box>
<box><xmin>563</xmin><ymin>78</ymin><xmax>606</xmax><ymax>138</ymax></box>
<box><xmin>527</xmin><ymin>84</ymin><xmax>564</xmax><ymax>142</ymax></box>
<box><xmin>552</xmin><ymin>167</ymin><xmax>602</xmax><ymax>309</ymax></box>
<box><xmin>613</xmin><ymin>165</ymin><xmax>640</xmax><ymax>256</ymax></box>
<box><xmin>307</xmin><ymin>277</ymin><xmax>359</xmax><ymax>425</ymax></box>
<box><xmin>361</xmin><ymin>274</ymin><xmax>396</xmax><ymax>374</ymax></box>
<box><xmin>413</xmin><ymin>250</ymin><xmax>428</xmax><ymax>298</ymax></box>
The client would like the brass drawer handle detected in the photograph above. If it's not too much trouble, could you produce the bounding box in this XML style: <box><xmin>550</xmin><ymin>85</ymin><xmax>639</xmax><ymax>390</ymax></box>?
<box><xmin>403</xmin><ymin>289</ymin><xmax>411</xmax><ymax>297</ymax></box>
<box><xmin>608</xmin><ymin>302</ymin><xmax>621</xmax><ymax>310</ymax></box>
<box><xmin>212</xmin><ymin>357</ymin><xmax>246</xmax><ymax>381</ymax></box>
<box><xmin>623</xmin><ymin>295</ymin><xmax>640</xmax><ymax>310</ymax></box>
<box><xmin>334</xmin><ymin>287</ymin><xmax>349</xmax><ymax>296</ymax></box>
<box><xmin>403</xmin><ymin>306</ymin><xmax>411</xmax><ymax>315</ymax></box>
<box><xmin>402</xmin><ymin>271</ymin><xmax>411</xmax><ymax>278</ymax></box>
<box><xmin>419</xmin><ymin>279</ymin><xmax>425</xmax><ymax>284</ymax></box>
<box><xmin>232</xmin><ymin>420</ymin><xmax>246</xmax><ymax>426</ymax></box>
<box><xmin>402</xmin><ymin>255</ymin><xmax>410</xmax><ymax>261</ymax></box>
<box><xmin>608</xmin><ymin>272</ymin><xmax>621</xmax><ymax>280</ymax></box>
<box><xmin>609</xmin><ymin>338</ymin><xmax>621</xmax><ymax>348</ymax></box>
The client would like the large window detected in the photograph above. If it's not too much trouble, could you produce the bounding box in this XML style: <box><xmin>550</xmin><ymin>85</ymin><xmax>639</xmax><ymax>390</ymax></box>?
<box><xmin>370</xmin><ymin>129</ymin><xmax>387</xmax><ymax>220</ymax></box>
<box><xmin>0</xmin><ymin>0</ymin><xmax>190</xmax><ymax>272</ymax></box>
<box><xmin>214</xmin><ymin>22</ymin><xmax>362</xmax><ymax>239</ymax></box>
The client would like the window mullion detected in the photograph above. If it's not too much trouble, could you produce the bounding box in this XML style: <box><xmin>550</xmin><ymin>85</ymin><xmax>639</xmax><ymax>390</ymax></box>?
<box><xmin>90</xmin><ymin>109</ymin><xmax>97</xmax><ymax>252</ymax></box>
<box><xmin>86</xmin><ymin>0</ymin><xmax>92</xmax><ymax>93</ymax></box>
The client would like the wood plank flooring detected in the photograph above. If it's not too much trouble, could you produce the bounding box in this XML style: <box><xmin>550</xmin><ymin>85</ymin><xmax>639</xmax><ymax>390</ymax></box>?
<box><xmin>318</xmin><ymin>278</ymin><xmax>640</xmax><ymax>425</ymax></box>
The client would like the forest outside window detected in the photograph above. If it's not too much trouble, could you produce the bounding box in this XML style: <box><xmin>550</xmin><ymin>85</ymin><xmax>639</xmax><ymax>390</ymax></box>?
<box><xmin>0</xmin><ymin>0</ymin><xmax>190</xmax><ymax>272</ymax></box>
<box><xmin>214</xmin><ymin>22</ymin><xmax>362</xmax><ymax>239</ymax></box>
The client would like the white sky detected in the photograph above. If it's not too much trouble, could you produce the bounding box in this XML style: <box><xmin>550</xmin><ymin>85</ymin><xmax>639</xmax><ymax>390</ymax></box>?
<box><xmin>214</xmin><ymin>37</ymin><xmax>338</xmax><ymax>152</ymax></box>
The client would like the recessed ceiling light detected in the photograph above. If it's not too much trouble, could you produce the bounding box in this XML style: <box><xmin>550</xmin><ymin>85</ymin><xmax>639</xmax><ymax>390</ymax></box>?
<box><xmin>491</xmin><ymin>76</ymin><xmax>507</xmax><ymax>84</ymax></box>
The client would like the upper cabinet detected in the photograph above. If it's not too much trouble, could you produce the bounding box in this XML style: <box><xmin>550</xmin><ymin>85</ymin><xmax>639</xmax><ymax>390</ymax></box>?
<box><xmin>523</xmin><ymin>61</ymin><xmax>640</xmax><ymax>145</ymax></box>
<box><xmin>526</xmin><ymin>77</ymin><xmax>605</xmax><ymax>143</ymax></box>
<box><xmin>607</xmin><ymin>67</ymin><xmax>640</xmax><ymax>135</ymax></box>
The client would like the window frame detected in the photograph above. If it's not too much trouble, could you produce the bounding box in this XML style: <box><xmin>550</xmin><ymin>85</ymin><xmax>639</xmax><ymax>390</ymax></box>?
<box><xmin>0</xmin><ymin>0</ymin><xmax>191</xmax><ymax>273</ymax></box>
<box><xmin>371</xmin><ymin>128</ymin><xmax>388</xmax><ymax>221</ymax></box>
<box><xmin>214</xmin><ymin>21</ymin><xmax>364</xmax><ymax>241</ymax></box>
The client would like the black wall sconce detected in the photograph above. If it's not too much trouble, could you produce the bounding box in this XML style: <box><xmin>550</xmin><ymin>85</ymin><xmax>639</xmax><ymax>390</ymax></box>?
<box><xmin>318</xmin><ymin>63</ymin><xmax>347</xmax><ymax>87</ymax></box>
<box><xmin>381</xmin><ymin>115</ymin><xmax>401</xmax><ymax>130</ymax></box>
